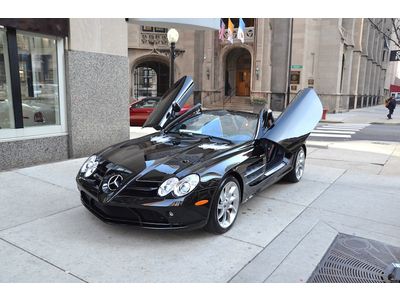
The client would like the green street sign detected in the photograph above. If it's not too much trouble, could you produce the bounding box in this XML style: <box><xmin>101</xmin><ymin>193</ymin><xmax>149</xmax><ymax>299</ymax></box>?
<box><xmin>291</xmin><ymin>65</ymin><xmax>303</xmax><ymax>69</ymax></box>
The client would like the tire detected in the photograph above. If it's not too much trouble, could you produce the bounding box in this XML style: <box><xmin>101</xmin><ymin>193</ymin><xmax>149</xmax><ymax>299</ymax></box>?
<box><xmin>285</xmin><ymin>146</ymin><xmax>306</xmax><ymax>183</ymax></box>
<box><xmin>205</xmin><ymin>176</ymin><xmax>241</xmax><ymax>234</ymax></box>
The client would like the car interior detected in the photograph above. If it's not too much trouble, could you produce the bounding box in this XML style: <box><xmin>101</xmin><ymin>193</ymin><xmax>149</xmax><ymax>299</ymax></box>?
<box><xmin>170</xmin><ymin>112</ymin><xmax>258</xmax><ymax>144</ymax></box>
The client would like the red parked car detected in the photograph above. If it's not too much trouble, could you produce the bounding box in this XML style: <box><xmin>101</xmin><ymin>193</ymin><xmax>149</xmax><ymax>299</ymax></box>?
<box><xmin>130</xmin><ymin>97</ymin><xmax>191</xmax><ymax>126</ymax></box>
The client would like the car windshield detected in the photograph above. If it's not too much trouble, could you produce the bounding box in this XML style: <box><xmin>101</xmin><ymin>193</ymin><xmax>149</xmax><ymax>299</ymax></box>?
<box><xmin>167</xmin><ymin>110</ymin><xmax>258</xmax><ymax>144</ymax></box>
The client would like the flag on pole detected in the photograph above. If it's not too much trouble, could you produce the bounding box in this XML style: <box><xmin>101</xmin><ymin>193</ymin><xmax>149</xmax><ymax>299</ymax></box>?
<box><xmin>219</xmin><ymin>19</ymin><xmax>226</xmax><ymax>41</ymax></box>
<box><xmin>238</xmin><ymin>18</ymin><xmax>245</xmax><ymax>43</ymax></box>
<box><xmin>227</xmin><ymin>18</ymin><xmax>234</xmax><ymax>44</ymax></box>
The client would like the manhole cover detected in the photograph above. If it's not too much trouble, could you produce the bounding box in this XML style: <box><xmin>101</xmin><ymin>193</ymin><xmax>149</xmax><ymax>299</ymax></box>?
<box><xmin>308</xmin><ymin>233</ymin><xmax>400</xmax><ymax>283</ymax></box>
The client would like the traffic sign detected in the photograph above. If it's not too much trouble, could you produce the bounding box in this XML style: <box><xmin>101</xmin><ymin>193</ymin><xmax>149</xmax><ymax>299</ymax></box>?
<box><xmin>291</xmin><ymin>65</ymin><xmax>303</xmax><ymax>69</ymax></box>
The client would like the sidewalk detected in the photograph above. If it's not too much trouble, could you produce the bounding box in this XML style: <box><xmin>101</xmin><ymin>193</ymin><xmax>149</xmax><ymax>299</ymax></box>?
<box><xmin>321</xmin><ymin>104</ymin><xmax>400</xmax><ymax>125</ymax></box>
<box><xmin>0</xmin><ymin>129</ymin><xmax>399</xmax><ymax>282</ymax></box>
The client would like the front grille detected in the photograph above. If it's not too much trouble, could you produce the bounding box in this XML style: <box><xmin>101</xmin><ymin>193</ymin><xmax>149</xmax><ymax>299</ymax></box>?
<box><xmin>82</xmin><ymin>192</ymin><xmax>140</xmax><ymax>222</ymax></box>
<box><xmin>89</xmin><ymin>159</ymin><xmax>135</xmax><ymax>198</ymax></box>
<box><xmin>308</xmin><ymin>234</ymin><xmax>400</xmax><ymax>283</ymax></box>
<box><xmin>81</xmin><ymin>192</ymin><xmax>169</xmax><ymax>226</ymax></box>
<box><xmin>120</xmin><ymin>181</ymin><xmax>160</xmax><ymax>198</ymax></box>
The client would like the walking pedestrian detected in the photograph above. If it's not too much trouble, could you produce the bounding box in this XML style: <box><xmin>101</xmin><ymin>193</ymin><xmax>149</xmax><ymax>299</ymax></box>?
<box><xmin>386</xmin><ymin>96</ymin><xmax>396</xmax><ymax>119</ymax></box>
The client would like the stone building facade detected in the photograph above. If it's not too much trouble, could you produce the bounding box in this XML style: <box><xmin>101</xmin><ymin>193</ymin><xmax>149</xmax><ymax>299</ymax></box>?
<box><xmin>0</xmin><ymin>19</ymin><xmax>129</xmax><ymax>170</ymax></box>
<box><xmin>128</xmin><ymin>18</ymin><xmax>394</xmax><ymax>113</ymax></box>
<box><xmin>1</xmin><ymin>18</ymin><xmax>396</xmax><ymax>170</ymax></box>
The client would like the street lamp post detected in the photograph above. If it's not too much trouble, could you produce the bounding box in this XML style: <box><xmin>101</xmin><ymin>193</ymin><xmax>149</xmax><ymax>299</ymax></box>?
<box><xmin>167</xmin><ymin>28</ymin><xmax>179</xmax><ymax>88</ymax></box>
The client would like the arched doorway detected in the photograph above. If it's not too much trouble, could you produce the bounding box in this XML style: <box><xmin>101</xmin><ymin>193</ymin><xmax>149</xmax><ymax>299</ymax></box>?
<box><xmin>132</xmin><ymin>59</ymin><xmax>169</xmax><ymax>98</ymax></box>
<box><xmin>225</xmin><ymin>48</ymin><xmax>251</xmax><ymax>97</ymax></box>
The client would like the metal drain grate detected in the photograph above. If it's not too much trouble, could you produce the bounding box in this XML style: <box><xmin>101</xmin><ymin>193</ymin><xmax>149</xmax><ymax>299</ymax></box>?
<box><xmin>308</xmin><ymin>233</ymin><xmax>400</xmax><ymax>283</ymax></box>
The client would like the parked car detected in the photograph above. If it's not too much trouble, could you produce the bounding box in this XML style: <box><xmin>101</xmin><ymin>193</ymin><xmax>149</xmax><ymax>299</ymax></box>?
<box><xmin>130</xmin><ymin>96</ymin><xmax>191</xmax><ymax>126</ymax></box>
<box><xmin>0</xmin><ymin>98</ymin><xmax>45</xmax><ymax>129</ymax></box>
<box><xmin>77</xmin><ymin>76</ymin><xmax>322</xmax><ymax>234</ymax></box>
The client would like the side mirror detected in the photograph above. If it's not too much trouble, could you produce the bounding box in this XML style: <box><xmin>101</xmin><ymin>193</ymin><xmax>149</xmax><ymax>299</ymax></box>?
<box><xmin>263</xmin><ymin>109</ymin><xmax>275</xmax><ymax>129</ymax></box>
<box><xmin>172</xmin><ymin>102</ymin><xmax>181</xmax><ymax>113</ymax></box>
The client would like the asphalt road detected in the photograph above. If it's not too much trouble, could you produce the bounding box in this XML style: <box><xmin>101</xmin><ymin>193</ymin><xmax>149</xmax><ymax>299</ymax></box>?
<box><xmin>308</xmin><ymin>123</ymin><xmax>400</xmax><ymax>143</ymax></box>
<box><xmin>354</xmin><ymin>124</ymin><xmax>400</xmax><ymax>142</ymax></box>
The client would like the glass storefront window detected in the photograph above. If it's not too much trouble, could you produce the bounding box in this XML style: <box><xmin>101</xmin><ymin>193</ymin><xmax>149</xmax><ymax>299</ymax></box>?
<box><xmin>0</xmin><ymin>29</ymin><xmax>14</xmax><ymax>129</ymax></box>
<box><xmin>17</xmin><ymin>32</ymin><xmax>60</xmax><ymax>127</ymax></box>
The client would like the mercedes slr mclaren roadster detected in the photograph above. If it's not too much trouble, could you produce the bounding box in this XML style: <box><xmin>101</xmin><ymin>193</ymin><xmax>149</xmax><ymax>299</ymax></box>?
<box><xmin>77</xmin><ymin>76</ymin><xmax>322</xmax><ymax>234</ymax></box>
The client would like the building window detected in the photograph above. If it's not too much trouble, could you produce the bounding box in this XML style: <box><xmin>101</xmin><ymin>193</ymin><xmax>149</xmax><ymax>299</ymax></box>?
<box><xmin>17</xmin><ymin>32</ymin><xmax>60</xmax><ymax>127</ymax></box>
<box><xmin>0</xmin><ymin>28</ymin><xmax>66</xmax><ymax>140</ymax></box>
<box><xmin>134</xmin><ymin>67</ymin><xmax>158</xmax><ymax>98</ymax></box>
<box><xmin>0</xmin><ymin>29</ymin><xmax>13</xmax><ymax>129</ymax></box>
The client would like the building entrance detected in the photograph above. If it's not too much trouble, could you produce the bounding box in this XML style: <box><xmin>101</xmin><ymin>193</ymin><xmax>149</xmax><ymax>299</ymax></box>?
<box><xmin>225</xmin><ymin>48</ymin><xmax>251</xmax><ymax>97</ymax></box>
<box><xmin>236</xmin><ymin>69</ymin><xmax>250</xmax><ymax>96</ymax></box>
<box><xmin>132</xmin><ymin>60</ymin><xmax>169</xmax><ymax>98</ymax></box>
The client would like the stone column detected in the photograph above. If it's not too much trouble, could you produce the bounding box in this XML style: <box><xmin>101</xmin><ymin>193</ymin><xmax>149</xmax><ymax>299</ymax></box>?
<box><xmin>193</xmin><ymin>30</ymin><xmax>205</xmax><ymax>104</ymax></box>
<box><xmin>340</xmin><ymin>44</ymin><xmax>354</xmax><ymax>111</ymax></box>
<box><xmin>349</xmin><ymin>50</ymin><xmax>361</xmax><ymax>109</ymax></box>
<box><xmin>66</xmin><ymin>18</ymin><xmax>129</xmax><ymax>158</ymax></box>
<box><xmin>254</xmin><ymin>18</ymin><xmax>272</xmax><ymax>101</ymax></box>
<box><xmin>357</xmin><ymin>55</ymin><xmax>368</xmax><ymax>107</ymax></box>
<box><xmin>358</xmin><ymin>19</ymin><xmax>370</xmax><ymax>107</ymax></box>
<box><xmin>379</xmin><ymin>68</ymin><xmax>387</xmax><ymax>104</ymax></box>
<box><xmin>370</xmin><ymin>62</ymin><xmax>377</xmax><ymax>105</ymax></box>
<box><xmin>365</xmin><ymin>21</ymin><xmax>377</xmax><ymax>106</ymax></box>
<box><xmin>364</xmin><ymin>59</ymin><xmax>373</xmax><ymax>106</ymax></box>
<box><xmin>347</xmin><ymin>19</ymin><xmax>362</xmax><ymax>109</ymax></box>
<box><xmin>375</xmin><ymin>66</ymin><xmax>382</xmax><ymax>104</ymax></box>
<box><xmin>270</xmin><ymin>18</ymin><xmax>290</xmax><ymax>111</ymax></box>
<box><xmin>315</xmin><ymin>19</ymin><xmax>343</xmax><ymax>112</ymax></box>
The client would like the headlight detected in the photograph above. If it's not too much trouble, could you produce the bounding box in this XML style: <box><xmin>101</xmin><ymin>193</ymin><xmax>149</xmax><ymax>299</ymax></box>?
<box><xmin>158</xmin><ymin>177</ymin><xmax>179</xmax><ymax>197</ymax></box>
<box><xmin>157</xmin><ymin>174</ymin><xmax>200</xmax><ymax>197</ymax></box>
<box><xmin>80</xmin><ymin>155</ymin><xmax>98</xmax><ymax>177</ymax></box>
<box><xmin>174</xmin><ymin>174</ymin><xmax>200</xmax><ymax>197</ymax></box>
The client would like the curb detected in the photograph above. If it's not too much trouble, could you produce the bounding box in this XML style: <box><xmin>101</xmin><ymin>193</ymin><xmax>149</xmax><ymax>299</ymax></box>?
<box><xmin>319</xmin><ymin>120</ymin><xmax>400</xmax><ymax>125</ymax></box>
<box><xmin>306</xmin><ymin>142</ymin><xmax>330</xmax><ymax>149</ymax></box>
<box><xmin>370</xmin><ymin>122</ymin><xmax>400</xmax><ymax>125</ymax></box>
<box><xmin>319</xmin><ymin>120</ymin><xmax>344</xmax><ymax>124</ymax></box>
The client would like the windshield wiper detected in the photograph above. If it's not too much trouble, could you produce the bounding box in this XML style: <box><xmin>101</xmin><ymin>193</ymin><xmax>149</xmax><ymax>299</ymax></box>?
<box><xmin>182</xmin><ymin>132</ymin><xmax>233</xmax><ymax>144</ymax></box>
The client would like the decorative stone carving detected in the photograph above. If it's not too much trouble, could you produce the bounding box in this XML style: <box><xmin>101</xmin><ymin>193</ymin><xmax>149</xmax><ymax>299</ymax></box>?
<box><xmin>222</xmin><ymin>27</ymin><xmax>255</xmax><ymax>43</ymax></box>
<box><xmin>141</xmin><ymin>33</ymin><xmax>168</xmax><ymax>46</ymax></box>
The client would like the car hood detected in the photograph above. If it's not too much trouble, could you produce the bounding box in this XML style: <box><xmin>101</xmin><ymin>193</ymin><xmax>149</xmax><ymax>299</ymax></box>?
<box><xmin>98</xmin><ymin>133</ymin><xmax>236</xmax><ymax>182</ymax></box>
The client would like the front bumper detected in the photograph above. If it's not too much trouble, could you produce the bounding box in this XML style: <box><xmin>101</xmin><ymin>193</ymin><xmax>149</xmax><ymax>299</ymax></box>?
<box><xmin>79</xmin><ymin>189</ymin><xmax>210</xmax><ymax>230</ymax></box>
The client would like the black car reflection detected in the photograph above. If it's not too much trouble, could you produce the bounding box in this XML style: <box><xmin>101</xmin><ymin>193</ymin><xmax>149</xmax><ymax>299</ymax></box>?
<box><xmin>76</xmin><ymin>76</ymin><xmax>323</xmax><ymax>234</ymax></box>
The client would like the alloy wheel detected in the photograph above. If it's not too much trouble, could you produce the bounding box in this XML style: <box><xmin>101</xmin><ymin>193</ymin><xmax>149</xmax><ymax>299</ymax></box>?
<box><xmin>295</xmin><ymin>148</ymin><xmax>305</xmax><ymax>180</ymax></box>
<box><xmin>217</xmin><ymin>181</ymin><xmax>240</xmax><ymax>229</ymax></box>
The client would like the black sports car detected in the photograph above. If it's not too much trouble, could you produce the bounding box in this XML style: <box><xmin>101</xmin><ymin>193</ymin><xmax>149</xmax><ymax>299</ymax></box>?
<box><xmin>77</xmin><ymin>76</ymin><xmax>322</xmax><ymax>234</ymax></box>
